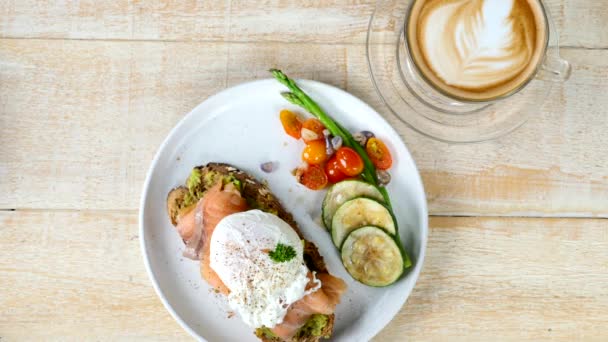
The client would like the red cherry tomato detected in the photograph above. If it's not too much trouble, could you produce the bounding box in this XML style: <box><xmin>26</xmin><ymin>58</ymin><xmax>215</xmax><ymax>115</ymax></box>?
<box><xmin>302</xmin><ymin>140</ymin><xmax>328</xmax><ymax>165</ymax></box>
<box><xmin>366</xmin><ymin>137</ymin><xmax>393</xmax><ymax>170</ymax></box>
<box><xmin>325</xmin><ymin>156</ymin><xmax>348</xmax><ymax>183</ymax></box>
<box><xmin>279</xmin><ymin>109</ymin><xmax>302</xmax><ymax>139</ymax></box>
<box><xmin>336</xmin><ymin>147</ymin><xmax>364</xmax><ymax>176</ymax></box>
<box><xmin>300</xmin><ymin>165</ymin><xmax>328</xmax><ymax>190</ymax></box>
<box><xmin>301</xmin><ymin>118</ymin><xmax>326</xmax><ymax>142</ymax></box>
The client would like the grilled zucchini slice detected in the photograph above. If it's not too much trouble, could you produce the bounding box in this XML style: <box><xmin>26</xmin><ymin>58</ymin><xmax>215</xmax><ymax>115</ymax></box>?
<box><xmin>341</xmin><ymin>226</ymin><xmax>404</xmax><ymax>287</ymax></box>
<box><xmin>321</xmin><ymin>180</ymin><xmax>384</xmax><ymax>230</ymax></box>
<box><xmin>331</xmin><ymin>197</ymin><xmax>395</xmax><ymax>248</ymax></box>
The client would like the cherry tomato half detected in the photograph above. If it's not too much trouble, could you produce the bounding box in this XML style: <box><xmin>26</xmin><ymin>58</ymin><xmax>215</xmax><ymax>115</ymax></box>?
<box><xmin>325</xmin><ymin>156</ymin><xmax>348</xmax><ymax>183</ymax></box>
<box><xmin>301</xmin><ymin>118</ymin><xmax>326</xmax><ymax>142</ymax></box>
<box><xmin>300</xmin><ymin>165</ymin><xmax>328</xmax><ymax>190</ymax></box>
<box><xmin>336</xmin><ymin>147</ymin><xmax>364</xmax><ymax>176</ymax></box>
<box><xmin>279</xmin><ymin>109</ymin><xmax>302</xmax><ymax>139</ymax></box>
<box><xmin>366</xmin><ymin>137</ymin><xmax>393</xmax><ymax>170</ymax></box>
<box><xmin>302</xmin><ymin>140</ymin><xmax>328</xmax><ymax>165</ymax></box>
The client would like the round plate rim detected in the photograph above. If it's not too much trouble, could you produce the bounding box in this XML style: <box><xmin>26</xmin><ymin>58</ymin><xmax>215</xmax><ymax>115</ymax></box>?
<box><xmin>139</xmin><ymin>78</ymin><xmax>428</xmax><ymax>341</ymax></box>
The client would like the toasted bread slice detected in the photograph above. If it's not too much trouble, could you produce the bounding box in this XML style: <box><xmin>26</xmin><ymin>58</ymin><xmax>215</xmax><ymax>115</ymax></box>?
<box><xmin>167</xmin><ymin>162</ymin><xmax>335</xmax><ymax>341</ymax></box>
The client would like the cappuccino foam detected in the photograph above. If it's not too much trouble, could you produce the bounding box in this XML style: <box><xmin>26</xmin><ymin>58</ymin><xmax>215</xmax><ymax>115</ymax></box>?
<box><xmin>407</xmin><ymin>0</ymin><xmax>547</xmax><ymax>101</ymax></box>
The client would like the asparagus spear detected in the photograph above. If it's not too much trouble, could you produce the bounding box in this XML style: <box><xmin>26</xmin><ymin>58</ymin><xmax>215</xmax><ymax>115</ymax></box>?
<box><xmin>271</xmin><ymin>68</ymin><xmax>411</xmax><ymax>268</ymax></box>
<box><xmin>271</xmin><ymin>69</ymin><xmax>377</xmax><ymax>186</ymax></box>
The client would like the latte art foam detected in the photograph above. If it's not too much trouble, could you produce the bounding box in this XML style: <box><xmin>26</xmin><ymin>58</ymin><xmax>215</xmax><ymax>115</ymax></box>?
<box><xmin>407</xmin><ymin>0</ymin><xmax>547</xmax><ymax>101</ymax></box>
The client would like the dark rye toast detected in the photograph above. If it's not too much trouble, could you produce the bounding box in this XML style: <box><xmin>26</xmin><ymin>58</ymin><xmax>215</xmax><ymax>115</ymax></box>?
<box><xmin>166</xmin><ymin>162</ymin><xmax>335</xmax><ymax>342</ymax></box>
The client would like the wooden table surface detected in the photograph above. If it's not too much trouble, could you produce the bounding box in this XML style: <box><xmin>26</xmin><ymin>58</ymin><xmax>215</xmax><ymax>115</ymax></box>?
<box><xmin>1</xmin><ymin>1</ymin><xmax>607</xmax><ymax>341</ymax></box>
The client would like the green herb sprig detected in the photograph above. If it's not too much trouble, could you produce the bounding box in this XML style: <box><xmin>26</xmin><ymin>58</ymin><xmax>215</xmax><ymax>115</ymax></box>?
<box><xmin>269</xmin><ymin>243</ymin><xmax>296</xmax><ymax>263</ymax></box>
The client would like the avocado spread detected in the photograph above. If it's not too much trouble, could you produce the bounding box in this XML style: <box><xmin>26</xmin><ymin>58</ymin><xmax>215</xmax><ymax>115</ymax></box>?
<box><xmin>181</xmin><ymin>168</ymin><xmax>282</xmax><ymax>218</ymax></box>
<box><xmin>293</xmin><ymin>314</ymin><xmax>330</xmax><ymax>339</ymax></box>
<box><xmin>182</xmin><ymin>169</ymin><xmax>242</xmax><ymax>208</ymax></box>
<box><xmin>255</xmin><ymin>314</ymin><xmax>329</xmax><ymax>340</ymax></box>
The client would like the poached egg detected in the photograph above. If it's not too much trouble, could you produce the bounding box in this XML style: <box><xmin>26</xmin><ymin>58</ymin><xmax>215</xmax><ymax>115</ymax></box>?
<box><xmin>209</xmin><ymin>209</ymin><xmax>319</xmax><ymax>328</ymax></box>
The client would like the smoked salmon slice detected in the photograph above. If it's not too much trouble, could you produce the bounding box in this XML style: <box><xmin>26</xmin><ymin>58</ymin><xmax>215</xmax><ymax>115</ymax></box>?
<box><xmin>271</xmin><ymin>273</ymin><xmax>347</xmax><ymax>339</ymax></box>
<box><xmin>174</xmin><ymin>182</ymin><xmax>248</xmax><ymax>294</ymax></box>
<box><xmin>316</xmin><ymin>273</ymin><xmax>347</xmax><ymax>308</ymax></box>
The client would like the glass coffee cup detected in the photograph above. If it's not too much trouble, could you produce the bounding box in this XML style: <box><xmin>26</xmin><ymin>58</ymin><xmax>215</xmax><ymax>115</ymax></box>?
<box><xmin>367</xmin><ymin>0</ymin><xmax>571</xmax><ymax>142</ymax></box>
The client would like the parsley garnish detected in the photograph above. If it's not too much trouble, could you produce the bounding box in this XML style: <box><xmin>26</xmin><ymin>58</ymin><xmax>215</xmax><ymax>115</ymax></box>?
<box><xmin>268</xmin><ymin>243</ymin><xmax>296</xmax><ymax>263</ymax></box>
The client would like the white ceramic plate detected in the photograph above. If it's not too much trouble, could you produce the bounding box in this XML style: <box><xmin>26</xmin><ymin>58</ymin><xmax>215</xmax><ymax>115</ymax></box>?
<box><xmin>140</xmin><ymin>79</ymin><xmax>428</xmax><ymax>342</ymax></box>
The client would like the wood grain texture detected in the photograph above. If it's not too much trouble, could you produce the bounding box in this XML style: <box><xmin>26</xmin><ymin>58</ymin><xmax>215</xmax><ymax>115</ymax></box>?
<box><xmin>344</xmin><ymin>46</ymin><xmax>608</xmax><ymax>218</ymax></box>
<box><xmin>0</xmin><ymin>0</ymin><xmax>606</xmax><ymax>48</ymax></box>
<box><xmin>1</xmin><ymin>211</ymin><xmax>606</xmax><ymax>340</ymax></box>
<box><xmin>374</xmin><ymin>216</ymin><xmax>608</xmax><ymax>341</ymax></box>
<box><xmin>0</xmin><ymin>210</ymin><xmax>188</xmax><ymax>341</ymax></box>
<box><xmin>1</xmin><ymin>39</ymin><xmax>607</xmax><ymax>216</ymax></box>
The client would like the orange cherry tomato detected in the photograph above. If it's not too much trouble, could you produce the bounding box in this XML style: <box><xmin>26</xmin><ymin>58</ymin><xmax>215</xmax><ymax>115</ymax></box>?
<box><xmin>301</xmin><ymin>118</ymin><xmax>325</xmax><ymax>142</ymax></box>
<box><xmin>336</xmin><ymin>147</ymin><xmax>364</xmax><ymax>176</ymax></box>
<box><xmin>300</xmin><ymin>165</ymin><xmax>328</xmax><ymax>190</ymax></box>
<box><xmin>280</xmin><ymin>109</ymin><xmax>302</xmax><ymax>139</ymax></box>
<box><xmin>366</xmin><ymin>137</ymin><xmax>393</xmax><ymax>170</ymax></box>
<box><xmin>325</xmin><ymin>156</ymin><xmax>348</xmax><ymax>184</ymax></box>
<box><xmin>302</xmin><ymin>140</ymin><xmax>328</xmax><ymax>165</ymax></box>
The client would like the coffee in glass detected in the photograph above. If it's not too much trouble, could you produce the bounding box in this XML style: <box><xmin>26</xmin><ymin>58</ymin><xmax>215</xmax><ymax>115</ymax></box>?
<box><xmin>406</xmin><ymin>0</ymin><xmax>548</xmax><ymax>101</ymax></box>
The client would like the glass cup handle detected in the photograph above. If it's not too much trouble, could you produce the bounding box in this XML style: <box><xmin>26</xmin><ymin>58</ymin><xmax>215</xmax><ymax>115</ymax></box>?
<box><xmin>536</xmin><ymin>54</ymin><xmax>572</xmax><ymax>82</ymax></box>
